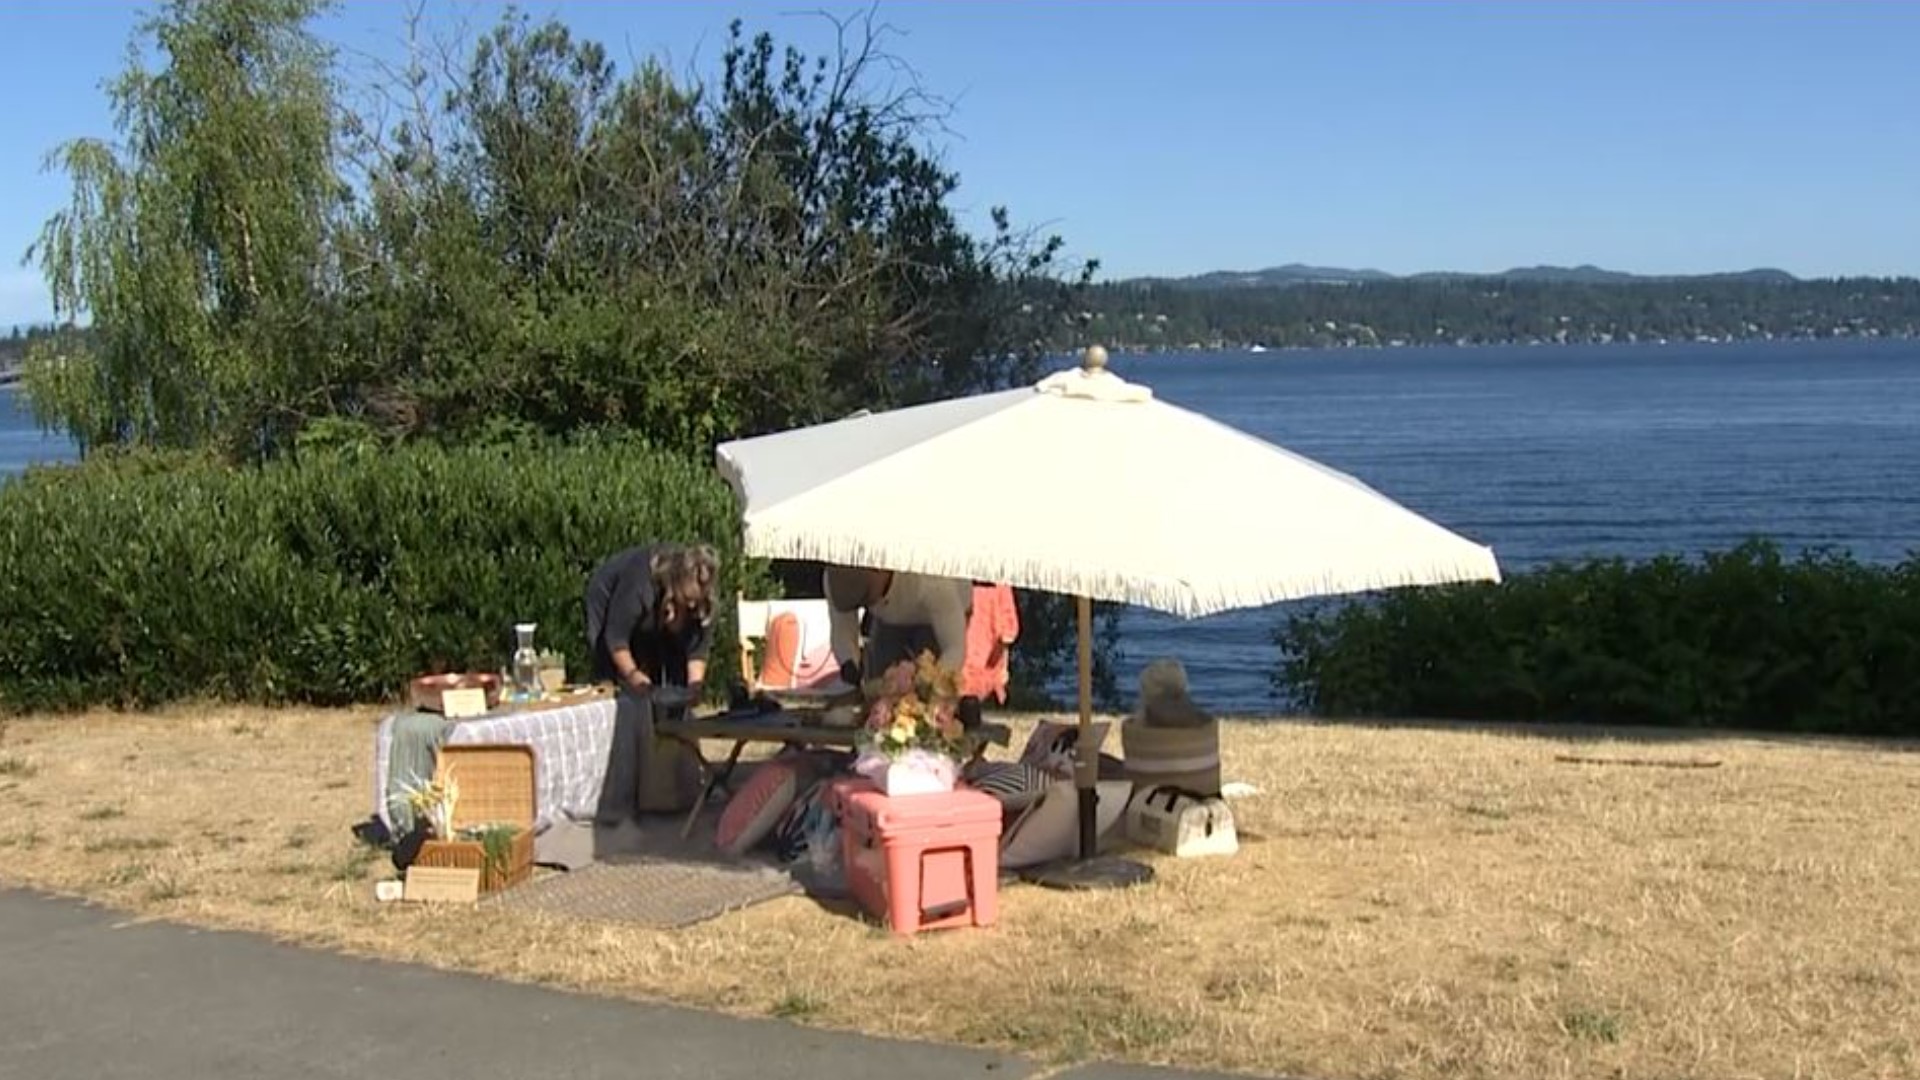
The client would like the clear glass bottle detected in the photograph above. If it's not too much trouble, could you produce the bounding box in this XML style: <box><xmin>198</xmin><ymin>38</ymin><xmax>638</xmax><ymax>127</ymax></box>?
<box><xmin>511</xmin><ymin>623</ymin><xmax>540</xmax><ymax>699</ymax></box>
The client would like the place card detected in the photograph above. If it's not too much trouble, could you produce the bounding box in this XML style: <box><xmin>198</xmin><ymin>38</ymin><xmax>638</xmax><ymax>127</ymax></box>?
<box><xmin>442</xmin><ymin>687</ymin><xmax>489</xmax><ymax>718</ymax></box>
<box><xmin>404</xmin><ymin>865</ymin><xmax>480</xmax><ymax>903</ymax></box>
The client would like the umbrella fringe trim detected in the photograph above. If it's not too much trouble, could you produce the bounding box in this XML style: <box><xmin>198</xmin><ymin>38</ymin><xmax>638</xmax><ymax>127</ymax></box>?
<box><xmin>742</xmin><ymin>525</ymin><xmax>1502</xmax><ymax>619</ymax></box>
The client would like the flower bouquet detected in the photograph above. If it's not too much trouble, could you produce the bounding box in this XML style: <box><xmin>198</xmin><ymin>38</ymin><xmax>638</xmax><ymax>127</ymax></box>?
<box><xmin>402</xmin><ymin>768</ymin><xmax>460</xmax><ymax>840</ymax></box>
<box><xmin>854</xmin><ymin>652</ymin><xmax>968</xmax><ymax>796</ymax></box>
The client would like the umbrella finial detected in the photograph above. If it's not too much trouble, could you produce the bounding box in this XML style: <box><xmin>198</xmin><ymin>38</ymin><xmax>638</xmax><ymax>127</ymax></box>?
<box><xmin>1081</xmin><ymin>345</ymin><xmax>1109</xmax><ymax>372</ymax></box>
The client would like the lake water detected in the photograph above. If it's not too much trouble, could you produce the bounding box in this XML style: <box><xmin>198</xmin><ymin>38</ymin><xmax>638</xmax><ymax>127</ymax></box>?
<box><xmin>8</xmin><ymin>338</ymin><xmax>1920</xmax><ymax>712</ymax></box>
<box><xmin>1106</xmin><ymin>339</ymin><xmax>1920</xmax><ymax>710</ymax></box>
<box><xmin>0</xmin><ymin>385</ymin><xmax>70</xmax><ymax>476</ymax></box>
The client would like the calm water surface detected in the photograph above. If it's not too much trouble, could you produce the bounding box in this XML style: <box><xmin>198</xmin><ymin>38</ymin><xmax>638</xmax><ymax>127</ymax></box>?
<box><xmin>1107</xmin><ymin>339</ymin><xmax>1920</xmax><ymax>711</ymax></box>
<box><xmin>0</xmin><ymin>386</ymin><xmax>68</xmax><ymax>476</ymax></box>
<box><xmin>8</xmin><ymin>339</ymin><xmax>1920</xmax><ymax>712</ymax></box>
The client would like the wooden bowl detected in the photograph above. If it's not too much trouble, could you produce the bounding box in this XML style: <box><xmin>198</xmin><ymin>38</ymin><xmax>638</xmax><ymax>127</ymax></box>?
<box><xmin>410</xmin><ymin>672</ymin><xmax>503</xmax><ymax>714</ymax></box>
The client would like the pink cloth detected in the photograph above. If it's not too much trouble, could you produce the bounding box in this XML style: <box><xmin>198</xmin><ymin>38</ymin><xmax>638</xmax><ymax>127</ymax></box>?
<box><xmin>962</xmin><ymin>583</ymin><xmax>1019</xmax><ymax>703</ymax></box>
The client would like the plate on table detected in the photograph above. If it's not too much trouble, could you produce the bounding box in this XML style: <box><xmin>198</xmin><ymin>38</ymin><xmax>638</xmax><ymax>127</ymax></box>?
<box><xmin>821</xmin><ymin>703</ymin><xmax>863</xmax><ymax>729</ymax></box>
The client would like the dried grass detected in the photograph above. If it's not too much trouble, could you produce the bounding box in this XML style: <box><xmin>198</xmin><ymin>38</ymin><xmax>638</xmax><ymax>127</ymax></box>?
<box><xmin>2</xmin><ymin>703</ymin><xmax>1917</xmax><ymax>1079</ymax></box>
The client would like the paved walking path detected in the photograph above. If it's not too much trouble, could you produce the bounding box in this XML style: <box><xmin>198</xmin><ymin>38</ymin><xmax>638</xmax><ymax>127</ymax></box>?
<box><xmin>0</xmin><ymin>887</ymin><xmax>1247</xmax><ymax>1080</ymax></box>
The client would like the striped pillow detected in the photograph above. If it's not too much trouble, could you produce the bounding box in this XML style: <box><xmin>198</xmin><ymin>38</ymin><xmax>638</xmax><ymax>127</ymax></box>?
<box><xmin>770</xmin><ymin>778</ymin><xmax>830</xmax><ymax>863</ymax></box>
<box><xmin>964</xmin><ymin>761</ymin><xmax>1055</xmax><ymax>812</ymax></box>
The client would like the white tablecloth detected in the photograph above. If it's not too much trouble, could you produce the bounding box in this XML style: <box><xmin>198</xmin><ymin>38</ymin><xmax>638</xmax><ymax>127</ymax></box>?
<box><xmin>371</xmin><ymin>697</ymin><xmax>620</xmax><ymax>836</ymax></box>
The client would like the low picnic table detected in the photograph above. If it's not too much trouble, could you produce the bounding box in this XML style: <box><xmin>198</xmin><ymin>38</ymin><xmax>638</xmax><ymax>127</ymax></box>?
<box><xmin>657</xmin><ymin>702</ymin><xmax>1012</xmax><ymax>837</ymax></box>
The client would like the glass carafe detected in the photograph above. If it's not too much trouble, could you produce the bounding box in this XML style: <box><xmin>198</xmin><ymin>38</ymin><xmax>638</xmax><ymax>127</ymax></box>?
<box><xmin>511</xmin><ymin>623</ymin><xmax>541</xmax><ymax>698</ymax></box>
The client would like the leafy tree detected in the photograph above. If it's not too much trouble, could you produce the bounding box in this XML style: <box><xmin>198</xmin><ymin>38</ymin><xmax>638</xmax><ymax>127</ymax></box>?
<box><xmin>25</xmin><ymin>0</ymin><xmax>343</xmax><ymax>456</ymax></box>
<box><xmin>331</xmin><ymin>10</ymin><xmax>1088</xmax><ymax>455</ymax></box>
<box><xmin>19</xmin><ymin>3</ymin><xmax>1108</xmax><ymax>703</ymax></box>
<box><xmin>26</xmin><ymin>4</ymin><xmax>1089</xmax><ymax>460</ymax></box>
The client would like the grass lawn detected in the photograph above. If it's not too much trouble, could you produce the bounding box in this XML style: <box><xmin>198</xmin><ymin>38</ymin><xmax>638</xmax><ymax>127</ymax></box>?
<box><xmin>1</xmin><ymin>705</ymin><xmax>1916</xmax><ymax>1080</ymax></box>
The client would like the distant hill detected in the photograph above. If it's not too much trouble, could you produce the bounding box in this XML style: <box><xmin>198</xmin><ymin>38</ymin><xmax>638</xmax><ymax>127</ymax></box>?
<box><xmin>1057</xmin><ymin>265</ymin><xmax>1920</xmax><ymax>351</ymax></box>
<box><xmin>1134</xmin><ymin>263</ymin><xmax>1397</xmax><ymax>289</ymax></box>
<box><xmin>1125</xmin><ymin>263</ymin><xmax>1804</xmax><ymax>289</ymax></box>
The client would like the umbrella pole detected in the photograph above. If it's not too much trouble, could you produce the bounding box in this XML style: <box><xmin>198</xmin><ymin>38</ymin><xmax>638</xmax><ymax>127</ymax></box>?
<box><xmin>1025</xmin><ymin>594</ymin><xmax>1154</xmax><ymax>891</ymax></box>
<box><xmin>1076</xmin><ymin>594</ymin><xmax>1097</xmax><ymax>858</ymax></box>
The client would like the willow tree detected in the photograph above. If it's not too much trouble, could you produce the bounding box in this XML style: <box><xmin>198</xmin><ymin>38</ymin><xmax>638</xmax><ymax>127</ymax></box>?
<box><xmin>25</xmin><ymin>0</ymin><xmax>342</xmax><ymax>456</ymax></box>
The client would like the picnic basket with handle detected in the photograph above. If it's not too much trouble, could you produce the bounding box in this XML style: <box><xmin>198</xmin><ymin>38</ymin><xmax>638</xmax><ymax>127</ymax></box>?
<box><xmin>415</xmin><ymin>744</ymin><xmax>536</xmax><ymax>892</ymax></box>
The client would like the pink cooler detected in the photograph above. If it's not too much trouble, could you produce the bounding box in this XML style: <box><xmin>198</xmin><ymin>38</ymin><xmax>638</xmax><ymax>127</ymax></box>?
<box><xmin>832</xmin><ymin>778</ymin><xmax>1002</xmax><ymax>935</ymax></box>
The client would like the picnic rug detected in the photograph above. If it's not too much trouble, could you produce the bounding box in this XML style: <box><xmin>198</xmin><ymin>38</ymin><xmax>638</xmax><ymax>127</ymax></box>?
<box><xmin>485</xmin><ymin>856</ymin><xmax>801</xmax><ymax>929</ymax></box>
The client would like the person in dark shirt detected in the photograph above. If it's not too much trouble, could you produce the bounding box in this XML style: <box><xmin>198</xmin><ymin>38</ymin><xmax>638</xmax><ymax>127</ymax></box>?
<box><xmin>583</xmin><ymin>544</ymin><xmax>718</xmax><ymax>697</ymax></box>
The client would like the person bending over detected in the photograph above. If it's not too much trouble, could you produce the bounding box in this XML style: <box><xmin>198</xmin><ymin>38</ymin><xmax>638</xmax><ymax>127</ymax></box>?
<box><xmin>824</xmin><ymin>564</ymin><xmax>982</xmax><ymax>728</ymax></box>
<box><xmin>584</xmin><ymin>544</ymin><xmax>718</xmax><ymax>699</ymax></box>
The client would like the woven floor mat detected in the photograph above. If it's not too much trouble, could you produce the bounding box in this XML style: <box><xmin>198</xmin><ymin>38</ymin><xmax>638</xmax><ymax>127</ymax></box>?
<box><xmin>485</xmin><ymin>857</ymin><xmax>802</xmax><ymax>929</ymax></box>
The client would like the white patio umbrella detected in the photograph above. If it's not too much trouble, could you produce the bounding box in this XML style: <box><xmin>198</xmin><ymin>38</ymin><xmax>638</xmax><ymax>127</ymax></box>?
<box><xmin>715</xmin><ymin>347</ymin><xmax>1500</xmax><ymax>867</ymax></box>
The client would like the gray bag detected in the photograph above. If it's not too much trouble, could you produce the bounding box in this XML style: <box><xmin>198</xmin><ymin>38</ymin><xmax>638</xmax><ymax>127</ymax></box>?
<box><xmin>598</xmin><ymin>689</ymin><xmax>701</xmax><ymax>821</ymax></box>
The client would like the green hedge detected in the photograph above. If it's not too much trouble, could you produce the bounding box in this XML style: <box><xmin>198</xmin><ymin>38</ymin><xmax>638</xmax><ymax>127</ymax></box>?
<box><xmin>0</xmin><ymin>437</ymin><xmax>762</xmax><ymax>711</ymax></box>
<box><xmin>1274</xmin><ymin>541</ymin><xmax>1920</xmax><ymax>737</ymax></box>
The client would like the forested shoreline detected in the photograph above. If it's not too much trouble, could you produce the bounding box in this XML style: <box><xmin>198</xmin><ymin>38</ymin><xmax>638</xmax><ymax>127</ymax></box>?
<box><xmin>1051</xmin><ymin>274</ymin><xmax>1920</xmax><ymax>351</ymax></box>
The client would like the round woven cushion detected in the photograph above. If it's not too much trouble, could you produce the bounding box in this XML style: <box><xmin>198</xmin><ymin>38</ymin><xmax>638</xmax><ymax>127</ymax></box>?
<box><xmin>715</xmin><ymin>759</ymin><xmax>802</xmax><ymax>856</ymax></box>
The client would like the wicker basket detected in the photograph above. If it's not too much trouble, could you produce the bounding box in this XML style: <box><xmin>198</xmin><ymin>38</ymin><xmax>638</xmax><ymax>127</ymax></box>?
<box><xmin>415</xmin><ymin>744</ymin><xmax>536</xmax><ymax>893</ymax></box>
<box><xmin>1120</xmin><ymin>719</ymin><xmax>1222</xmax><ymax>798</ymax></box>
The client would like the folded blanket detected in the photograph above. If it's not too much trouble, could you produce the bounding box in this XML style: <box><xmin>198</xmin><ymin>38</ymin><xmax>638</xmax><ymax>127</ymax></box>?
<box><xmin>383</xmin><ymin>711</ymin><xmax>451</xmax><ymax>833</ymax></box>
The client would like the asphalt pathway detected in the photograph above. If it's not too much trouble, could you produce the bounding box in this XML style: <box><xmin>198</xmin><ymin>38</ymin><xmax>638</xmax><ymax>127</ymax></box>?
<box><xmin>0</xmin><ymin>887</ymin><xmax>1250</xmax><ymax>1080</ymax></box>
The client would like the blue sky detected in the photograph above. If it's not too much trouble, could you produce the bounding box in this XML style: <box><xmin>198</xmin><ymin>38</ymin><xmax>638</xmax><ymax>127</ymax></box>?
<box><xmin>3</xmin><ymin>0</ymin><xmax>1918</xmax><ymax>326</ymax></box>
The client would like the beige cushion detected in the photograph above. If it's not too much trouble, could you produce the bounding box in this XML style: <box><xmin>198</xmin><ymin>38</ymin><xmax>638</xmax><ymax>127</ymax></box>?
<box><xmin>1019</xmin><ymin>719</ymin><xmax>1112</xmax><ymax>775</ymax></box>
<box><xmin>999</xmin><ymin>779</ymin><xmax>1131</xmax><ymax>869</ymax></box>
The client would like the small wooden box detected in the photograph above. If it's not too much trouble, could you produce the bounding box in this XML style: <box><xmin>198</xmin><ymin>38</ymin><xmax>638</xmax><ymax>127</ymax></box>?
<box><xmin>414</xmin><ymin>744</ymin><xmax>536</xmax><ymax>894</ymax></box>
